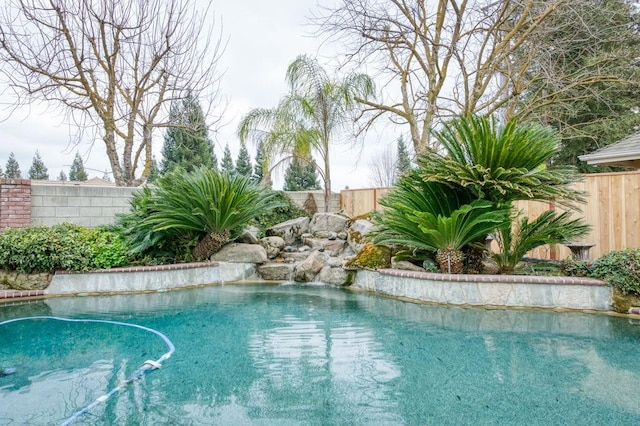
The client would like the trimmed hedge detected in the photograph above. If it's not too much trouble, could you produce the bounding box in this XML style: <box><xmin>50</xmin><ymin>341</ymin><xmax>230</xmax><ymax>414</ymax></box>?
<box><xmin>0</xmin><ymin>223</ymin><xmax>129</xmax><ymax>274</ymax></box>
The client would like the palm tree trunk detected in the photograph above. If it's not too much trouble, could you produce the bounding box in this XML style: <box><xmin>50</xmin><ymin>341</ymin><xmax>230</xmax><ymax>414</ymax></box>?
<box><xmin>192</xmin><ymin>230</ymin><xmax>230</xmax><ymax>261</ymax></box>
<box><xmin>436</xmin><ymin>249</ymin><xmax>464</xmax><ymax>274</ymax></box>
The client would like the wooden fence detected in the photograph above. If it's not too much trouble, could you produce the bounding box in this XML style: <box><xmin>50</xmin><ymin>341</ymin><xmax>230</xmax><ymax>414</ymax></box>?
<box><xmin>340</xmin><ymin>171</ymin><xmax>640</xmax><ymax>259</ymax></box>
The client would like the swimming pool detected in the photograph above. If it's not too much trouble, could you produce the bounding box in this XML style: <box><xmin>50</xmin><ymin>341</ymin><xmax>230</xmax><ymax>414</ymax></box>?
<box><xmin>1</xmin><ymin>283</ymin><xmax>639</xmax><ymax>425</ymax></box>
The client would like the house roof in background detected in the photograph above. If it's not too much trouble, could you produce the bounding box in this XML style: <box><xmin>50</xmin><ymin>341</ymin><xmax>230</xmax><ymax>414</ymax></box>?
<box><xmin>579</xmin><ymin>132</ymin><xmax>640</xmax><ymax>168</ymax></box>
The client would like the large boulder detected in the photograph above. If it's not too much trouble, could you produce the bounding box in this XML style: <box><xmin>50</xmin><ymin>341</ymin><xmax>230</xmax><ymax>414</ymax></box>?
<box><xmin>317</xmin><ymin>266</ymin><xmax>354</xmax><ymax>286</ymax></box>
<box><xmin>0</xmin><ymin>270</ymin><xmax>52</xmax><ymax>290</ymax></box>
<box><xmin>347</xmin><ymin>218</ymin><xmax>374</xmax><ymax>252</ymax></box>
<box><xmin>300</xmin><ymin>235</ymin><xmax>347</xmax><ymax>255</ymax></box>
<box><xmin>266</xmin><ymin>217</ymin><xmax>310</xmax><ymax>246</ymax></box>
<box><xmin>212</xmin><ymin>243</ymin><xmax>268</xmax><ymax>264</ymax></box>
<box><xmin>391</xmin><ymin>259</ymin><xmax>427</xmax><ymax>272</ymax></box>
<box><xmin>309</xmin><ymin>213</ymin><xmax>348</xmax><ymax>234</ymax></box>
<box><xmin>258</xmin><ymin>263</ymin><xmax>295</xmax><ymax>281</ymax></box>
<box><xmin>236</xmin><ymin>226</ymin><xmax>260</xmax><ymax>244</ymax></box>
<box><xmin>293</xmin><ymin>251</ymin><xmax>328</xmax><ymax>282</ymax></box>
<box><xmin>260</xmin><ymin>236</ymin><xmax>286</xmax><ymax>259</ymax></box>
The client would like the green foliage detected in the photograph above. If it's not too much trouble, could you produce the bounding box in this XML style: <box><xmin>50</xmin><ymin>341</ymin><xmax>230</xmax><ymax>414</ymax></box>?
<box><xmin>238</xmin><ymin>54</ymin><xmax>375</xmax><ymax>211</ymax></box>
<box><xmin>251</xmin><ymin>191</ymin><xmax>307</xmax><ymax>236</ymax></box>
<box><xmin>0</xmin><ymin>224</ymin><xmax>128</xmax><ymax>273</ymax></box>
<box><xmin>161</xmin><ymin>91</ymin><xmax>216</xmax><ymax>174</ymax></box>
<box><xmin>373</xmin><ymin>114</ymin><xmax>587</xmax><ymax>273</ymax></box>
<box><xmin>69</xmin><ymin>152</ymin><xmax>88</xmax><ymax>181</ymax></box>
<box><xmin>252</xmin><ymin>141</ymin><xmax>267</xmax><ymax>185</ymax></box>
<box><xmin>115</xmin><ymin>187</ymin><xmax>196</xmax><ymax>264</ymax></box>
<box><xmin>235</xmin><ymin>142</ymin><xmax>253</xmax><ymax>177</ymax></box>
<box><xmin>375</xmin><ymin>178</ymin><xmax>510</xmax><ymax>253</ymax></box>
<box><xmin>220</xmin><ymin>144</ymin><xmax>234</xmax><ymax>173</ymax></box>
<box><xmin>591</xmin><ymin>249</ymin><xmax>640</xmax><ymax>295</ymax></box>
<box><xmin>519</xmin><ymin>0</ymin><xmax>640</xmax><ymax>172</ymax></box>
<box><xmin>57</xmin><ymin>170</ymin><xmax>67</xmax><ymax>181</ymax></box>
<box><xmin>423</xmin><ymin>114</ymin><xmax>584</xmax><ymax>208</ymax></box>
<box><xmin>492</xmin><ymin>210</ymin><xmax>591</xmax><ymax>274</ymax></box>
<box><xmin>374</xmin><ymin>171</ymin><xmax>476</xmax><ymax>248</ymax></box>
<box><xmin>5</xmin><ymin>152</ymin><xmax>21</xmax><ymax>179</ymax></box>
<box><xmin>120</xmin><ymin>168</ymin><xmax>284</xmax><ymax>259</ymax></box>
<box><xmin>395</xmin><ymin>135</ymin><xmax>412</xmax><ymax>179</ymax></box>
<box><xmin>28</xmin><ymin>150</ymin><xmax>49</xmax><ymax>180</ymax></box>
<box><xmin>283</xmin><ymin>157</ymin><xmax>320</xmax><ymax>191</ymax></box>
<box><xmin>559</xmin><ymin>258</ymin><xmax>592</xmax><ymax>278</ymax></box>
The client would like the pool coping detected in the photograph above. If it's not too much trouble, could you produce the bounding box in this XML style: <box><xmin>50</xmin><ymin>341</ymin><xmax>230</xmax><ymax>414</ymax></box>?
<box><xmin>352</xmin><ymin>269</ymin><xmax>613</xmax><ymax>311</ymax></box>
<box><xmin>2</xmin><ymin>263</ymin><xmax>638</xmax><ymax>315</ymax></box>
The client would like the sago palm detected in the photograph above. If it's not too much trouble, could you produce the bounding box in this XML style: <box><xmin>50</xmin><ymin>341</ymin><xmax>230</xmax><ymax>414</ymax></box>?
<box><xmin>374</xmin><ymin>173</ymin><xmax>510</xmax><ymax>273</ymax></box>
<box><xmin>492</xmin><ymin>209</ymin><xmax>591</xmax><ymax>274</ymax></box>
<box><xmin>238</xmin><ymin>54</ymin><xmax>375</xmax><ymax>211</ymax></box>
<box><xmin>422</xmin><ymin>114</ymin><xmax>585</xmax><ymax>208</ymax></box>
<box><xmin>141</xmin><ymin>168</ymin><xmax>283</xmax><ymax>261</ymax></box>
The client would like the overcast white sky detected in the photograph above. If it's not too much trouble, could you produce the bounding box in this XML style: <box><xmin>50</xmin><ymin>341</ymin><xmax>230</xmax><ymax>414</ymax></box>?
<box><xmin>0</xmin><ymin>1</ymin><xmax>396</xmax><ymax>190</ymax></box>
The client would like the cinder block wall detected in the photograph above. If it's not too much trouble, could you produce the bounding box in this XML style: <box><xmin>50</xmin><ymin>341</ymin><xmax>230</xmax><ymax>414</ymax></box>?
<box><xmin>0</xmin><ymin>182</ymin><xmax>342</xmax><ymax>230</ymax></box>
<box><xmin>30</xmin><ymin>182</ymin><xmax>138</xmax><ymax>227</ymax></box>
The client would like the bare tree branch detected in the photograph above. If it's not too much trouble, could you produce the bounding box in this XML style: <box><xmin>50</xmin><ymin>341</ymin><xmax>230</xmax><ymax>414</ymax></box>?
<box><xmin>0</xmin><ymin>0</ymin><xmax>225</xmax><ymax>185</ymax></box>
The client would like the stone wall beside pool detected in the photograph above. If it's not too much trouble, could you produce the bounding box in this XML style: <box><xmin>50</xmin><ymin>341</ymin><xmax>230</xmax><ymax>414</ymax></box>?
<box><xmin>45</xmin><ymin>262</ymin><xmax>257</xmax><ymax>295</ymax></box>
<box><xmin>353</xmin><ymin>269</ymin><xmax>612</xmax><ymax>311</ymax></box>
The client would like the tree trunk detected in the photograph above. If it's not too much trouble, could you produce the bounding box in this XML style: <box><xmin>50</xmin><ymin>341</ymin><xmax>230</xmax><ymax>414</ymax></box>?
<box><xmin>192</xmin><ymin>230</ymin><xmax>230</xmax><ymax>261</ymax></box>
<box><xmin>436</xmin><ymin>249</ymin><xmax>464</xmax><ymax>274</ymax></box>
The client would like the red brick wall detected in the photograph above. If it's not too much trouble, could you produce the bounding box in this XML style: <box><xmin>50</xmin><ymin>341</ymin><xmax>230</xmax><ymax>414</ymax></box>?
<box><xmin>0</xmin><ymin>179</ymin><xmax>31</xmax><ymax>231</ymax></box>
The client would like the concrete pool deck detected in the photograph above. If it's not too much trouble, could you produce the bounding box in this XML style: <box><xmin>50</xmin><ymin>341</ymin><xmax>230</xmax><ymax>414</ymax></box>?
<box><xmin>0</xmin><ymin>262</ymin><xmax>621</xmax><ymax>312</ymax></box>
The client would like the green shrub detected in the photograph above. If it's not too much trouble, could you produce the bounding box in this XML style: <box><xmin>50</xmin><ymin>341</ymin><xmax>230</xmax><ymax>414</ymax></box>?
<box><xmin>114</xmin><ymin>187</ymin><xmax>197</xmax><ymax>264</ymax></box>
<box><xmin>0</xmin><ymin>223</ymin><xmax>129</xmax><ymax>274</ymax></box>
<box><xmin>591</xmin><ymin>249</ymin><xmax>640</xmax><ymax>295</ymax></box>
<box><xmin>559</xmin><ymin>258</ymin><xmax>592</xmax><ymax>277</ymax></box>
<box><xmin>118</xmin><ymin>168</ymin><xmax>284</xmax><ymax>262</ymax></box>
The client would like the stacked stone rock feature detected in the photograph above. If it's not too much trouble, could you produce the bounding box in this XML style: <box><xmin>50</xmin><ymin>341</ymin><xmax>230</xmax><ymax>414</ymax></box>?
<box><xmin>260</xmin><ymin>236</ymin><xmax>285</xmax><ymax>259</ymax></box>
<box><xmin>223</xmin><ymin>212</ymin><xmax>377</xmax><ymax>285</ymax></box>
<box><xmin>265</xmin><ymin>217</ymin><xmax>310</xmax><ymax>246</ymax></box>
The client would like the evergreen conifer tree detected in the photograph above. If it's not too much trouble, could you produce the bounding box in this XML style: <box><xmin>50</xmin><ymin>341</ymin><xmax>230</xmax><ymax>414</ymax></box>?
<box><xmin>5</xmin><ymin>153</ymin><xmax>21</xmax><ymax>179</ymax></box>
<box><xmin>396</xmin><ymin>136</ymin><xmax>412</xmax><ymax>179</ymax></box>
<box><xmin>283</xmin><ymin>158</ymin><xmax>320</xmax><ymax>191</ymax></box>
<box><xmin>28</xmin><ymin>150</ymin><xmax>49</xmax><ymax>180</ymax></box>
<box><xmin>69</xmin><ymin>152</ymin><xmax>88</xmax><ymax>181</ymax></box>
<box><xmin>0</xmin><ymin>164</ymin><xmax>4</xmax><ymax>178</ymax></box>
<box><xmin>161</xmin><ymin>92</ymin><xmax>216</xmax><ymax>174</ymax></box>
<box><xmin>220</xmin><ymin>144</ymin><xmax>234</xmax><ymax>173</ymax></box>
<box><xmin>235</xmin><ymin>142</ymin><xmax>252</xmax><ymax>177</ymax></box>
<box><xmin>57</xmin><ymin>170</ymin><xmax>67</xmax><ymax>181</ymax></box>
<box><xmin>252</xmin><ymin>141</ymin><xmax>266</xmax><ymax>185</ymax></box>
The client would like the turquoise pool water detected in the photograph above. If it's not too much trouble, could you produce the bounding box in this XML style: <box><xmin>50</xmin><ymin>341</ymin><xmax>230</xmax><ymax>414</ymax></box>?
<box><xmin>1</xmin><ymin>283</ymin><xmax>639</xmax><ymax>425</ymax></box>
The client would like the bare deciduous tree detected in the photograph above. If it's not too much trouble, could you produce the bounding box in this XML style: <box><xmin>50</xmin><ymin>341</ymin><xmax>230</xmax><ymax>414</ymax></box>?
<box><xmin>368</xmin><ymin>146</ymin><xmax>396</xmax><ymax>188</ymax></box>
<box><xmin>0</xmin><ymin>0</ymin><xmax>224</xmax><ymax>185</ymax></box>
<box><xmin>317</xmin><ymin>0</ymin><xmax>628</xmax><ymax>156</ymax></box>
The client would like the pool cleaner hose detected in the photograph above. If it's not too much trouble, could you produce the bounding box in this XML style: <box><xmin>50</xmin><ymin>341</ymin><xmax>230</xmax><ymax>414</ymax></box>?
<box><xmin>0</xmin><ymin>316</ymin><xmax>175</xmax><ymax>426</ymax></box>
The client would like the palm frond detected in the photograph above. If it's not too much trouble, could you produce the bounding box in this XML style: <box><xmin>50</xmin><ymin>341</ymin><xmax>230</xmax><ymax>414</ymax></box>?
<box><xmin>142</xmin><ymin>168</ymin><xmax>283</xmax><ymax>240</ymax></box>
<box><xmin>492</xmin><ymin>209</ymin><xmax>591</xmax><ymax>273</ymax></box>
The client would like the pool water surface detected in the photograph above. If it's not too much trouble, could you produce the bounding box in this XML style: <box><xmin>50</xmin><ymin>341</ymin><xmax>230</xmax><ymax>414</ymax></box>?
<box><xmin>1</xmin><ymin>283</ymin><xmax>639</xmax><ymax>425</ymax></box>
